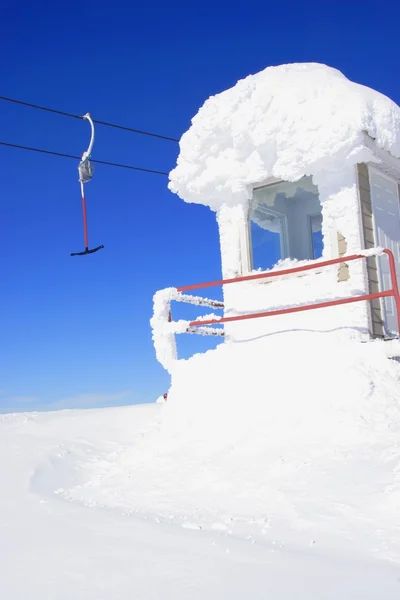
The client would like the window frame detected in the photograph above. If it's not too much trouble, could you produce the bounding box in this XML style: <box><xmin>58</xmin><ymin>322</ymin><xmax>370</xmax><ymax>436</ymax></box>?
<box><xmin>246</xmin><ymin>177</ymin><xmax>323</xmax><ymax>272</ymax></box>
<box><xmin>247</xmin><ymin>204</ymin><xmax>289</xmax><ymax>272</ymax></box>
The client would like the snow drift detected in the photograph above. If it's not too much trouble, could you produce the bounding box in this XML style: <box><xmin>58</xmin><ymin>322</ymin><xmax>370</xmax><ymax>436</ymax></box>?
<box><xmin>64</xmin><ymin>332</ymin><xmax>400</xmax><ymax>563</ymax></box>
<box><xmin>3</xmin><ymin>404</ymin><xmax>400</xmax><ymax>599</ymax></box>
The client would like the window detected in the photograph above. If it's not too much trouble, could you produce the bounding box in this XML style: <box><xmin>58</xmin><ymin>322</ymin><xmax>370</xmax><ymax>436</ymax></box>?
<box><xmin>249</xmin><ymin>207</ymin><xmax>288</xmax><ymax>270</ymax></box>
<box><xmin>249</xmin><ymin>176</ymin><xmax>322</xmax><ymax>271</ymax></box>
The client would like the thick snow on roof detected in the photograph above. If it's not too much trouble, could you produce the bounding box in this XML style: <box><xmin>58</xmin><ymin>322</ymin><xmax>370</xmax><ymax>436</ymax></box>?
<box><xmin>169</xmin><ymin>63</ymin><xmax>400</xmax><ymax>211</ymax></box>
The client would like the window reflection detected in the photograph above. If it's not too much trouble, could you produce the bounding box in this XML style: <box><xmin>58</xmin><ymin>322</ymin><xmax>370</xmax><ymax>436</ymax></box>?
<box><xmin>250</xmin><ymin>208</ymin><xmax>287</xmax><ymax>270</ymax></box>
<box><xmin>310</xmin><ymin>214</ymin><xmax>323</xmax><ymax>259</ymax></box>
<box><xmin>249</xmin><ymin>176</ymin><xmax>322</xmax><ymax>270</ymax></box>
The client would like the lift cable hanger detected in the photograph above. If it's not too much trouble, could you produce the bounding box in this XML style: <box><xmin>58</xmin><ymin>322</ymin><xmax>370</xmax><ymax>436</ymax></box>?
<box><xmin>71</xmin><ymin>113</ymin><xmax>104</xmax><ymax>257</ymax></box>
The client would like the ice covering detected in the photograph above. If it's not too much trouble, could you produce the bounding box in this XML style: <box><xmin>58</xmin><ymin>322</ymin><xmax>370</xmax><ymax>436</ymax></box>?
<box><xmin>169</xmin><ymin>63</ymin><xmax>400</xmax><ymax>210</ymax></box>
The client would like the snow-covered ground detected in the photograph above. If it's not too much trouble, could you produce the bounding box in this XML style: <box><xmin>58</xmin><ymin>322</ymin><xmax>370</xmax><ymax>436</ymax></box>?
<box><xmin>1</xmin><ymin>404</ymin><xmax>296</xmax><ymax>600</ymax></box>
<box><xmin>2</xmin><ymin>335</ymin><xmax>400</xmax><ymax>599</ymax></box>
<box><xmin>3</xmin><ymin>62</ymin><xmax>400</xmax><ymax>597</ymax></box>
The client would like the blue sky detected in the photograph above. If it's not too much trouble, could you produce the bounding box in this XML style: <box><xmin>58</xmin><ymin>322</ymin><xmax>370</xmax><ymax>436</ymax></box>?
<box><xmin>1</xmin><ymin>0</ymin><xmax>400</xmax><ymax>412</ymax></box>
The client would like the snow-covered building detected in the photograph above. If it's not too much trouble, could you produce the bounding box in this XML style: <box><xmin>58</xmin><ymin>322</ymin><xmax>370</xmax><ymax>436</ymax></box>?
<box><xmin>166</xmin><ymin>63</ymin><xmax>400</xmax><ymax>348</ymax></box>
<box><xmin>151</xmin><ymin>63</ymin><xmax>400</xmax><ymax>375</ymax></box>
<box><xmin>28</xmin><ymin>64</ymin><xmax>400</xmax><ymax>585</ymax></box>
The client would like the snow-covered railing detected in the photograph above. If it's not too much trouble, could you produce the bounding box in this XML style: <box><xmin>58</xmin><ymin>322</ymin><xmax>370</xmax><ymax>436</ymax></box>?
<box><xmin>152</xmin><ymin>249</ymin><xmax>400</xmax><ymax>372</ymax></box>
<box><xmin>150</xmin><ymin>288</ymin><xmax>224</xmax><ymax>373</ymax></box>
<box><xmin>184</xmin><ymin>248</ymin><xmax>400</xmax><ymax>327</ymax></box>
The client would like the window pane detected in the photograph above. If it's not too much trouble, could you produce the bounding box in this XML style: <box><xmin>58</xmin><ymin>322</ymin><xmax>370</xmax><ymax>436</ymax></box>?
<box><xmin>249</xmin><ymin>176</ymin><xmax>322</xmax><ymax>269</ymax></box>
<box><xmin>310</xmin><ymin>214</ymin><xmax>323</xmax><ymax>259</ymax></box>
<box><xmin>250</xmin><ymin>208</ymin><xmax>286</xmax><ymax>270</ymax></box>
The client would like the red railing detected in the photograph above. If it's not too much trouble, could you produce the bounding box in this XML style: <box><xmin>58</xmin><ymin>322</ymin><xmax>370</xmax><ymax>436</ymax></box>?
<box><xmin>175</xmin><ymin>249</ymin><xmax>400</xmax><ymax>333</ymax></box>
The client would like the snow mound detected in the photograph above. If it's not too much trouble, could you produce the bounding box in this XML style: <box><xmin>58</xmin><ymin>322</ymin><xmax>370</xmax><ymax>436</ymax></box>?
<box><xmin>64</xmin><ymin>332</ymin><xmax>400</xmax><ymax>560</ymax></box>
<box><xmin>169</xmin><ymin>63</ymin><xmax>400</xmax><ymax>210</ymax></box>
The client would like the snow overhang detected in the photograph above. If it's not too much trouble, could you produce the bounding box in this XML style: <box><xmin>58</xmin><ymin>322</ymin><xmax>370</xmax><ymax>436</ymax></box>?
<box><xmin>169</xmin><ymin>63</ymin><xmax>400</xmax><ymax>212</ymax></box>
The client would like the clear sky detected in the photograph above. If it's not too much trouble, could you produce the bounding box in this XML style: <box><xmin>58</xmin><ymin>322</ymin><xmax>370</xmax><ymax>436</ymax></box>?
<box><xmin>1</xmin><ymin>0</ymin><xmax>400</xmax><ymax>412</ymax></box>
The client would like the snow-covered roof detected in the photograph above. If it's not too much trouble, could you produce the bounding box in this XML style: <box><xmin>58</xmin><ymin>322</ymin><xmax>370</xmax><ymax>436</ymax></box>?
<box><xmin>169</xmin><ymin>63</ymin><xmax>400</xmax><ymax>211</ymax></box>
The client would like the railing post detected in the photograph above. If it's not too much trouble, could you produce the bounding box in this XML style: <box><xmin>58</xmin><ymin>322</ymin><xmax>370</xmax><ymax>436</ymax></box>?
<box><xmin>384</xmin><ymin>249</ymin><xmax>400</xmax><ymax>334</ymax></box>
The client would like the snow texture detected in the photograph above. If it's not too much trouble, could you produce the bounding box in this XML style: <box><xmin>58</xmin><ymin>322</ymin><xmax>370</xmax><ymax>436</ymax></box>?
<box><xmin>169</xmin><ymin>63</ymin><xmax>400</xmax><ymax>212</ymax></box>
<box><xmin>174</xmin><ymin>292</ymin><xmax>224</xmax><ymax>308</ymax></box>
<box><xmin>151</xmin><ymin>288</ymin><xmax>224</xmax><ymax>371</ymax></box>
<box><xmin>3</xmin><ymin>401</ymin><xmax>400</xmax><ymax>598</ymax></box>
<box><xmin>150</xmin><ymin>288</ymin><xmax>178</xmax><ymax>373</ymax></box>
<box><xmin>19</xmin><ymin>330</ymin><xmax>399</xmax><ymax>600</ymax></box>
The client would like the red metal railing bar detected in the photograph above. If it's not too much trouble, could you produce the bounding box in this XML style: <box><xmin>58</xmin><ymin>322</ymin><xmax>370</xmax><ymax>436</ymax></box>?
<box><xmin>177</xmin><ymin>253</ymin><xmax>369</xmax><ymax>292</ymax></box>
<box><xmin>173</xmin><ymin>249</ymin><xmax>400</xmax><ymax>334</ymax></box>
<box><xmin>189</xmin><ymin>290</ymin><xmax>394</xmax><ymax>326</ymax></box>
<box><xmin>385</xmin><ymin>248</ymin><xmax>400</xmax><ymax>308</ymax></box>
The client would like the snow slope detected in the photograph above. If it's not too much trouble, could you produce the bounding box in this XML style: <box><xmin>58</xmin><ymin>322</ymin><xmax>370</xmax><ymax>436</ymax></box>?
<box><xmin>59</xmin><ymin>334</ymin><xmax>400</xmax><ymax>560</ymax></box>
<box><xmin>2</xmin><ymin>402</ymin><xmax>400</xmax><ymax>599</ymax></box>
